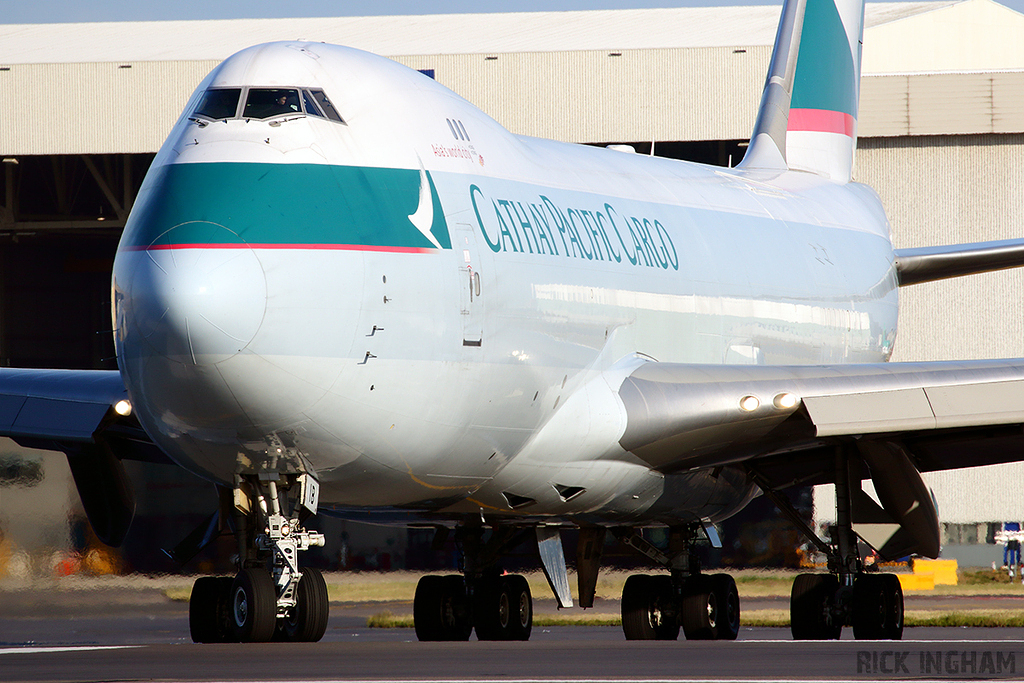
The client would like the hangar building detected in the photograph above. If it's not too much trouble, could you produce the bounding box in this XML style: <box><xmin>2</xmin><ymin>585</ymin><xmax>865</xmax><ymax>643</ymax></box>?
<box><xmin>0</xmin><ymin>0</ymin><xmax>1022</xmax><ymax>570</ymax></box>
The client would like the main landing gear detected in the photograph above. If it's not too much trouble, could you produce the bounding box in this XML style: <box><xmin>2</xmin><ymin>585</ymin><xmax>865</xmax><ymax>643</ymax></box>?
<box><xmin>789</xmin><ymin>563</ymin><xmax>904</xmax><ymax>640</ymax></box>
<box><xmin>188</xmin><ymin>473</ymin><xmax>330</xmax><ymax>643</ymax></box>
<box><xmin>616</xmin><ymin>526</ymin><xmax>740</xmax><ymax>641</ymax></box>
<box><xmin>412</xmin><ymin>526</ymin><xmax>536</xmax><ymax>641</ymax></box>
<box><xmin>754</xmin><ymin>448</ymin><xmax>905</xmax><ymax>641</ymax></box>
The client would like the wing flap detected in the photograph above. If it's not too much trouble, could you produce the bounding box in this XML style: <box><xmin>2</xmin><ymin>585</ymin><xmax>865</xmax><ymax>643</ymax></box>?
<box><xmin>803</xmin><ymin>387</ymin><xmax>934</xmax><ymax>436</ymax></box>
<box><xmin>927</xmin><ymin>380</ymin><xmax>1024</xmax><ymax>428</ymax></box>
<box><xmin>804</xmin><ymin>378</ymin><xmax>1024</xmax><ymax>436</ymax></box>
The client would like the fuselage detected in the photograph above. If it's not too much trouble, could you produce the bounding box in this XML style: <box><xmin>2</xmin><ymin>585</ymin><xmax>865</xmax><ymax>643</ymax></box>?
<box><xmin>112</xmin><ymin>42</ymin><xmax>898</xmax><ymax>524</ymax></box>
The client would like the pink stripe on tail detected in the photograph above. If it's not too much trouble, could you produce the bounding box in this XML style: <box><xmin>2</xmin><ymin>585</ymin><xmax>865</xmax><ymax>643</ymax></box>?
<box><xmin>788</xmin><ymin>108</ymin><xmax>855</xmax><ymax>137</ymax></box>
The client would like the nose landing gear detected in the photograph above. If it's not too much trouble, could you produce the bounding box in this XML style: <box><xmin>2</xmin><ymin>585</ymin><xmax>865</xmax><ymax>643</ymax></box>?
<box><xmin>189</xmin><ymin>473</ymin><xmax>328</xmax><ymax>643</ymax></box>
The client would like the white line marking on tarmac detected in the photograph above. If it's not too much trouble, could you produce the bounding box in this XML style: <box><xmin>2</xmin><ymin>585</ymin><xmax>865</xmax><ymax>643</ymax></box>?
<box><xmin>215</xmin><ymin>679</ymin><xmax>1003</xmax><ymax>683</ymax></box>
<box><xmin>0</xmin><ymin>645</ymin><xmax>142</xmax><ymax>656</ymax></box>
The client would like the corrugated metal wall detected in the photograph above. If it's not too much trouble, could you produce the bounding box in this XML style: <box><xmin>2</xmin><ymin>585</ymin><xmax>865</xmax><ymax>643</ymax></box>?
<box><xmin>397</xmin><ymin>47</ymin><xmax>770</xmax><ymax>143</ymax></box>
<box><xmin>6</xmin><ymin>55</ymin><xmax>1024</xmax><ymax>154</ymax></box>
<box><xmin>861</xmin><ymin>72</ymin><xmax>1024</xmax><ymax>137</ymax></box>
<box><xmin>856</xmin><ymin>134</ymin><xmax>1024</xmax><ymax>363</ymax></box>
<box><xmin>0</xmin><ymin>60</ymin><xmax>217</xmax><ymax>155</ymax></box>
<box><xmin>0</xmin><ymin>49</ymin><xmax>770</xmax><ymax>155</ymax></box>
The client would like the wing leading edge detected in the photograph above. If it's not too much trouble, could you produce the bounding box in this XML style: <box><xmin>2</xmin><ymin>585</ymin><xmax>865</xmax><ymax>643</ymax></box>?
<box><xmin>894</xmin><ymin>238</ymin><xmax>1024</xmax><ymax>286</ymax></box>
<box><xmin>0</xmin><ymin>368</ymin><xmax>163</xmax><ymax>547</ymax></box>
<box><xmin>617</xmin><ymin>358</ymin><xmax>1024</xmax><ymax>485</ymax></box>
<box><xmin>0</xmin><ymin>368</ymin><xmax>129</xmax><ymax>441</ymax></box>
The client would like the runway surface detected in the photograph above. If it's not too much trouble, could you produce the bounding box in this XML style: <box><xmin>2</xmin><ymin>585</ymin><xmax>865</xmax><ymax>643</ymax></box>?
<box><xmin>3</xmin><ymin>583</ymin><xmax>1024</xmax><ymax>682</ymax></box>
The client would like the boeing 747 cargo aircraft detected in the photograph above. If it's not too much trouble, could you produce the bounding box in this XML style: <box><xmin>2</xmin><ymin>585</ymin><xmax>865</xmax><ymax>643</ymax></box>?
<box><xmin>6</xmin><ymin>0</ymin><xmax>1024</xmax><ymax>644</ymax></box>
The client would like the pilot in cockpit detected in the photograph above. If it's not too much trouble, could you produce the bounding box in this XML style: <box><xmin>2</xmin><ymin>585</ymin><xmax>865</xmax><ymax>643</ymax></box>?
<box><xmin>275</xmin><ymin>93</ymin><xmax>299</xmax><ymax>113</ymax></box>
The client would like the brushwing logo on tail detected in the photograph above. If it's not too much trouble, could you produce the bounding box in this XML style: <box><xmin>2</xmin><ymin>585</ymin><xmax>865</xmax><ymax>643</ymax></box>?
<box><xmin>789</xmin><ymin>0</ymin><xmax>859</xmax><ymax>136</ymax></box>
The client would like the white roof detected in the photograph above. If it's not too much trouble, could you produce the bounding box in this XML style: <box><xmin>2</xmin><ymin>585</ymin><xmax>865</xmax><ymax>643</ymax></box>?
<box><xmin>862</xmin><ymin>0</ymin><xmax>1024</xmax><ymax>72</ymax></box>
<box><xmin>0</xmin><ymin>2</ymin><xmax>956</xmax><ymax>65</ymax></box>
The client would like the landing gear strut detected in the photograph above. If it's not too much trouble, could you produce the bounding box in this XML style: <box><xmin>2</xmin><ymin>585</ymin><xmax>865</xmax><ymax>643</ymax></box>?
<box><xmin>617</xmin><ymin>525</ymin><xmax>740</xmax><ymax>641</ymax></box>
<box><xmin>189</xmin><ymin>473</ymin><xmax>329</xmax><ymax>643</ymax></box>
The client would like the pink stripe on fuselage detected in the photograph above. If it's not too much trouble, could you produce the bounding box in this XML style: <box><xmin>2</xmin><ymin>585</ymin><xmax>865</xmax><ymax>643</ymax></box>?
<box><xmin>788</xmin><ymin>109</ymin><xmax>855</xmax><ymax>137</ymax></box>
<box><xmin>126</xmin><ymin>243</ymin><xmax>435</xmax><ymax>253</ymax></box>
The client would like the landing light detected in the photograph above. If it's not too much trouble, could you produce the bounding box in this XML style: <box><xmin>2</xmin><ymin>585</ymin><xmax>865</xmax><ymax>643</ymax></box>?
<box><xmin>113</xmin><ymin>399</ymin><xmax>132</xmax><ymax>416</ymax></box>
<box><xmin>773</xmin><ymin>392</ymin><xmax>800</xmax><ymax>410</ymax></box>
<box><xmin>739</xmin><ymin>395</ymin><xmax>760</xmax><ymax>412</ymax></box>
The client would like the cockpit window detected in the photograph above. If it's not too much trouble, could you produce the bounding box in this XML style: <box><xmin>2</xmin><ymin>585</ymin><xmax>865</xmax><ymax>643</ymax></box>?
<box><xmin>244</xmin><ymin>88</ymin><xmax>302</xmax><ymax>119</ymax></box>
<box><xmin>302</xmin><ymin>90</ymin><xmax>324</xmax><ymax>118</ymax></box>
<box><xmin>193</xmin><ymin>88</ymin><xmax>241</xmax><ymax>120</ymax></box>
<box><xmin>190</xmin><ymin>86</ymin><xmax>345</xmax><ymax>124</ymax></box>
<box><xmin>309</xmin><ymin>89</ymin><xmax>345</xmax><ymax>123</ymax></box>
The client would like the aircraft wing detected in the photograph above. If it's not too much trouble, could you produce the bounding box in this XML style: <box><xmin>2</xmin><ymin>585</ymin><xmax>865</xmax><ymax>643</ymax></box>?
<box><xmin>0</xmin><ymin>368</ymin><xmax>164</xmax><ymax>547</ymax></box>
<box><xmin>894</xmin><ymin>238</ymin><xmax>1024</xmax><ymax>286</ymax></box>
<box><xmin>616</xmin><ymin>359</ymin><xmax>1024</xmax><ymax>490</ymax></box>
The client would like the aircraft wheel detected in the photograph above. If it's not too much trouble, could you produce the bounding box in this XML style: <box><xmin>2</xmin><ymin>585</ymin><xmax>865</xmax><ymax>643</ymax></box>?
<box><xmin>474</xmin><ymin>575</ymin><xmax>523</xmax><ymax>641</ymax></box>
<box><xmin>189</xmin><ymin>576</ymin><xmax>234</xmax><ymax>643</ymax></box>
<box><xmin>681</xmin><ymin>576</ymin><xmax>718</xmax><ymax>640</ymax></box>
<box><xmin>791</xmin><ymin>573</ymin><xmax>842</xmax><ymax>640</ymax></box>
<box><xmin>414</xmin><ymin>575</ymin><xmax>472</xmax><ymax>641</ymax></box>
<box><xmin>230</xmin><ymin>568</ymin><xmax>277</xmax><ymax>642</ymax></box>
<box><xmin>621</xmin><ymin>574</ymin><xmax>679</xmax><ymax>640</ymax></box>
<box><xmin>853</xmin><ymin>573</ymin><xmax>903</xmax><ymax>640</ymax></box>
<box><xmin>709</xmin><ymin>573</ymin><xmax>740</xmax><ymax>640</ymax></box>
<box><xmin>505</xmin><ymin>574</ymin><xmax>533</xmax><ymax>641</ymax></box>
<box><xmin>879</xmin><ymin>573</ymin><xmax>904</xmax><ymax>640</ymax></box>
<box><xmin>276</xmin><ymin>568</ymin><xmax>330</xmax><ymax>642</ymax></box>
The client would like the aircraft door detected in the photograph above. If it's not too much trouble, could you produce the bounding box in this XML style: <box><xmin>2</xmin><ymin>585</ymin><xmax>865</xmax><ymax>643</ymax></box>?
<box><xmin>453</xmin><ymin>222</ymin><xmax>484</xmax><ymax>347</ymax></box>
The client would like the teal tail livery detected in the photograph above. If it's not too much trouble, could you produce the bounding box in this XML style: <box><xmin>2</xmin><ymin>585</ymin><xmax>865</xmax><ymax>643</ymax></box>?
<box><xmin>10</xmin><ymin>0</ymin><xmax>1024</xmax><ymax>645</ymax></box>
<box><xmin>742</xmin><ymin>0</ymin><xmax>863</xmax><ymax>182</ymax></box>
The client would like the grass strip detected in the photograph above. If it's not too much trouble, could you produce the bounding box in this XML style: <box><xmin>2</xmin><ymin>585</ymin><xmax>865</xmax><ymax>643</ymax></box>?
<box><xmin>364</xmin><ymin>609</ymin><xmax>1024</xmax><ymax>629</ymax></box>
<box><xmin>165</xmin><ymin>568</ymin><xmax>1024</xmax><ymax>604</ymax></box>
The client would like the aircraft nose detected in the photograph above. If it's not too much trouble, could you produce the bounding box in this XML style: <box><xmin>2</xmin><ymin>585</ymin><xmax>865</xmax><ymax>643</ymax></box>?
<box><xmin>126</xmin><ymin>223</ymin><xmax>268</xmax><ymax>364</ymax></box>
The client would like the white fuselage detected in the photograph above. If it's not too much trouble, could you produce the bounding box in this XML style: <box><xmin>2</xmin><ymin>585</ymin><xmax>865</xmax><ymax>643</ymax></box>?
<box><xmin>112</xmin><ymin>42</ymin><xmax>898</xmax><ymax>524</ymax></box>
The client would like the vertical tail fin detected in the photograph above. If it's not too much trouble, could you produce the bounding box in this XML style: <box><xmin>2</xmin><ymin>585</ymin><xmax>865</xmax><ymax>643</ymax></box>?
<box><xmin>739</xmin><ymin>0</ymin><xmax>865</xmax><ymax>183</ymax></box>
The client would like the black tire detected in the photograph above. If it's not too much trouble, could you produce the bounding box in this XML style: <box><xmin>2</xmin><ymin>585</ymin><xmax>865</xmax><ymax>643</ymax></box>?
<box><xmin>440</xmin><ymin>575</ymin><xmax>473</xmax><ymax>641</ymax></box>
<box><xmin>621</xmin><ymin>574</ymin><xmax>679</xmax><ymax>641</ymax></box>
<box><xmin>853</xmin><ymin>573</ymin><xmax>903</xmax><ymax>640</ymax></box>
<box><xmin>879</xmin><ymin>573</ymin><xmax>904</xmax><ymax>641</ymax></box>
<box><xmin>709</xmin><ymin>573</ymin><xmax>740</xmax><ymax>640</ymax></box>
<box><xmin>681</xmin><ymin>575</ymin><xmax>718</xmax><ymax>640</ymax></box>
<box><xmin>189</xmin><ymin>576</ymin><xmax>234</xmax><ymax>643</ymax></box>
<box><xmin>474</xmin><ymin>576</ymin><xmax>514</xmax><ymax>641</ymax></box>
<box><xmin>414</xmin><ymin>575</ymin><xmax>472</xmax><ymax>641</ymax></box>
<box><xmin>276</xmin><ymin>568</ymin><xmax>330</xmax><ymax>642</ymax></box>
<box><xmin>791</xmin><ymin>573</ymin><xmax>842</xmax><ymax>640</ymax></box>
<box><xmin>852</xmin><ymin>573</ymin><xmax>884</xmax><ymax>640</ymax></box>
<box><xmin>505</xmin><ymin>574</ymin><xmax>533</xmax><ymax>641</ymax></box>
<box><xmin>230</xmin><ymin>568</ymin><xmax>278</xmax><ymax>643</ymax></box>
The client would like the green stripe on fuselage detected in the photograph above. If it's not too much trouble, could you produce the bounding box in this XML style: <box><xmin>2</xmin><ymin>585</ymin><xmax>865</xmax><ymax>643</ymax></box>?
<box><xmin>122</xmin><ymin>162</ymin><xmax>452</xmax><ymax>250</ymax></box>
<box><xmin>790</xmin><ymin>0</ymin><xmax>858</xmax><ymax>117</ymax></box>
